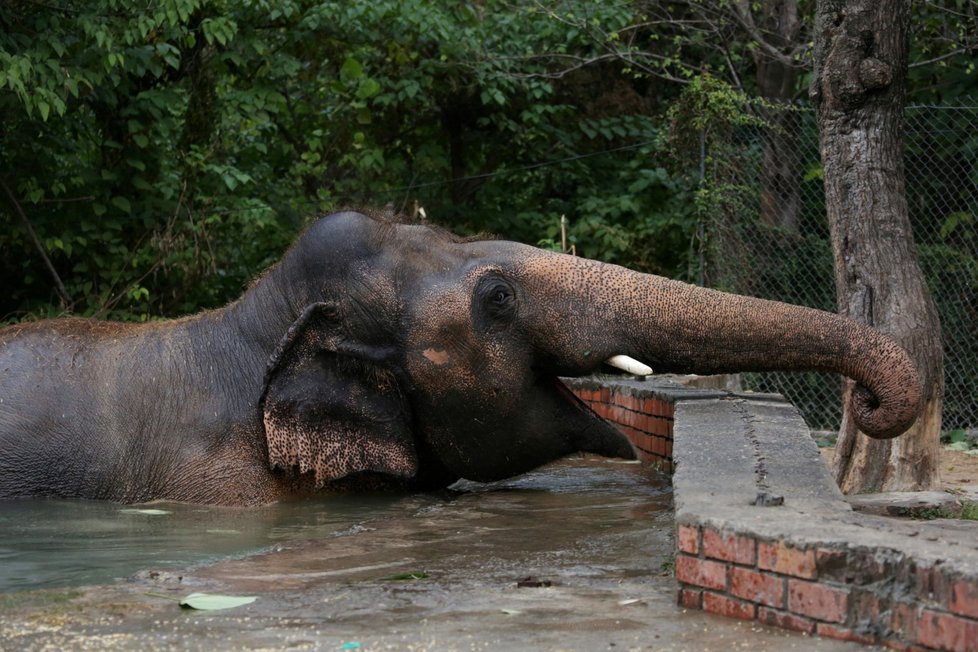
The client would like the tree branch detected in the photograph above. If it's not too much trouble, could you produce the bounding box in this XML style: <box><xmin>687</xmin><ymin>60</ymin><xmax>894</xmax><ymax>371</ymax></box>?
<box><xmin>1</xmin><ymin>178</ymin><xmax>72</xmax><ymax>309</ymax></box>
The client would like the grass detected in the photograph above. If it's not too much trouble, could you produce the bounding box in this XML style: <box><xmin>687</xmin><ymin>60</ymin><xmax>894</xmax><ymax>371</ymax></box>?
<box><xmin>910</xmin><ymin>499</ymin><xmax>978</xmax><ymax>521</ymax></box>
<box><xmin>961</xmin><ymin>500</ymin><xmax>978</xmax><ymax>521</ymax></box>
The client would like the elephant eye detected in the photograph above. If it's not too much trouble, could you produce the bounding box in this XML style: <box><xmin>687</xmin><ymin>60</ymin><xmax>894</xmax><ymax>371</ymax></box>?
<box><xmin>490</xmin><ymin>285</ymin><xmax>513</xmax><ymax>307</ymax></box>
<box><xmin>475</xmin><ymin>275</ymin><xmax>517</xmax><ymax>325</ymax></box>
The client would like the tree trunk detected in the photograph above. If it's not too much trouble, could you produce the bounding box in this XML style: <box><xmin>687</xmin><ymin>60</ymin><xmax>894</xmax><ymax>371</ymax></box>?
<box><xmin>812</xmin><ymin>0</ymin><xmax>943</xmax><ymax>492</ymax></box>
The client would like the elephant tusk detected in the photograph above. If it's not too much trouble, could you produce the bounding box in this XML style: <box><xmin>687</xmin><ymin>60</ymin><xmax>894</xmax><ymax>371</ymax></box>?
<box><xmin>605</xmin><ymin>355</ymin><xmax>653</xmax><ymax>377</ymax></box>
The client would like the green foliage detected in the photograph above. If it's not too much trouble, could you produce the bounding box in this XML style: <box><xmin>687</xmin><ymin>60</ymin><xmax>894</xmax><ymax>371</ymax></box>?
<box><xmin>0</xmin><ymin>0</ymin><xmax>295</xmax><ymax>319</ymax></box>
<box><xmin>907</xmin><ymin>3</ymin><xmax>978</xmax><ymax>103</ymax></box>
<box><xmin>4</xmin><ymin>1</ymin><xmax>971</xmax><ymax>332</ymax></box>
<box><xmin>1</xmin><ymin>0</ymin><xmax>699</xmax><ymax>322</ymax></box>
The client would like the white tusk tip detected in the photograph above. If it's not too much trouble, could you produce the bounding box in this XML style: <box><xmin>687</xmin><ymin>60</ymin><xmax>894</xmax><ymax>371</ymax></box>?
<box><xmin>605</xmin><ymin>355</ymin><xmax>653</xmax><ymax>377</ymax></box>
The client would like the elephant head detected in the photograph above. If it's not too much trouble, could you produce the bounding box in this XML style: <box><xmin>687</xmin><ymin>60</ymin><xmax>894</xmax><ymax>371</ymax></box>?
<box><xmin>258</xmin><ymin>211</ymin><xmax>921</xmax><ymax>489</ymax></box>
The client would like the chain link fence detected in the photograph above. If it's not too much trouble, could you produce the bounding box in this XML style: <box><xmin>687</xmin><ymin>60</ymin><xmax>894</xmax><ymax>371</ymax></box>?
<box><xmin>697</xmin><ymin>102</ymin><xmax>978</xmax><ymax>432</ymax></box>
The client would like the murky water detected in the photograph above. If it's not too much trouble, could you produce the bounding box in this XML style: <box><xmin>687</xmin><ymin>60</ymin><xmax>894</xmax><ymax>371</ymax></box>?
<box><xmin>0</xmin><ymin>458</ymin><xmax>865</xmax><ymax>650</ymax></box>
<box><xmin>0</xmin><ymin>492</ymin><xmax>429</xmax><ymax>592</ymax></box>
<box><xmin>0</xmin><ymin>458</ymin><xmax>662</xmax><ymax>593</ymax></box>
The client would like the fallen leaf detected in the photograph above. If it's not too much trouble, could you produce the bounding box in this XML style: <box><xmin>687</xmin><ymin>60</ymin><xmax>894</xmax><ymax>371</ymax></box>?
<box><xmin>119</xmin><ymin>508</ymin><xmax>171</xmax><ymax>515</ymax></box>
<box><xmin>179</xmin><ymin>593</ymin><xmax>257</xmax><ymax>610</ymax></box>
<box><xmin>500</xmin><ymin>608</ymin><xmax>523</xmax><ymax>616</ymax></box>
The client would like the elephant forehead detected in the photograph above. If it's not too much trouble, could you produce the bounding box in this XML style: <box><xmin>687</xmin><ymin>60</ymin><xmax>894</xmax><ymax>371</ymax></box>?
<box><xmin>334</xmin><ymin>262</ymin><xmax>401</xmax><ymax>327</ymax></box>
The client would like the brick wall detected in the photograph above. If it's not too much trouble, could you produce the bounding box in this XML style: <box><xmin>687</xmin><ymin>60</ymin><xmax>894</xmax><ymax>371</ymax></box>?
<box><xmin>564</xmin><ymin>376</ymin><xmax>978</xmax><ymax>652</ymax></box>
<box><xmin>675</xmin><ymin>523</ymin><xmax>978</xmax><ymax>650</ymax></box>
<box><xmin>569</xmin><ymin>383</ymin><xmax>675</xmax><ymax>473</ymax></box>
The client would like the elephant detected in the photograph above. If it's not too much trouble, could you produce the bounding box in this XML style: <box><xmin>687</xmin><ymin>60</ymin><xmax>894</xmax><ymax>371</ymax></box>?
<box><xmin>0</xmin><ymin>211</ymin><xmax>921</xmax><ymax>505</ymax></box>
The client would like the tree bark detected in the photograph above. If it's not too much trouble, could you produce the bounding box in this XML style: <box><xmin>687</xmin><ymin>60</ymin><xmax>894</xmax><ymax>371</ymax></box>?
<box><xmin>812</xmin><ymin>0</ymin><xmax>943</xmax><ymax>492</ymax></box>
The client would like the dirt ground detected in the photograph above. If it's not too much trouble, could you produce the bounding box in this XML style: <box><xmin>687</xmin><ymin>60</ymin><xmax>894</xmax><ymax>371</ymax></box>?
<box><xmin>819</xmin><ymin>446</ymin><xmax>978</xmax><ymax>490</ymax></box>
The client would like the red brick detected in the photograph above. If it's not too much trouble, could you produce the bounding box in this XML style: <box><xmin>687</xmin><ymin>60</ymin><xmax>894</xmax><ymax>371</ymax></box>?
<box><xmin>635</xmin><ymin>413</ymin><xmax>652</xmax><ymax>433</ymax></box>
<box><xmin>815</xmin><ymin>623</ymin><xmax>878</xmax><ymax>645</ymax></box>
<box><xmin>664</xmin><ymin>439</ymin><xmax>673</xmax><ymax>458</ymax></box>
<box><xmin>678</xmin><ymin>588</ymin><xmax>702</xmax><ymax>609</ymax></box>
<box><xmin>757</xmin><ymin>606</ymin><xmax>815</xmax><ymax>634</ymax></box>
<box><xmin>636</xmin><ymin>450</ymin><xmax>657</xmax><ymax>465</ymax></box>
<box><xmin>949</xmin><ymin>578</ymin><xmax>978</xmax><ymax>619</ymax></box>
<box><xmin>618</xmin><ymin>407</ymin><xmax>636</xmax><ymax>427</ymax></box>
<box><xmin>614</xmin><ymin>407</ymin><xmax>630</xmax><ymax>426</ymax></box>
<box><xmin>815</xmin><ymin>548</ymin><xmax>848</xmax><ymax>580</ymax></box>
<box><xmin>890</xmin><ymin>601</ymin><xmax>921</xmax><ymax>642</ymax></box>
<box><xmin>623</xmin><ymin>427</ymin><xmax>652</xmax><ymax>453</ymax></box>
<box><xmin>730</xmin><ymin>567</ymin><xmax>785</xmax><ymax>608</ymax></box>
<box><xmin>650</xmin><ymin>436</ymin><xmax>666</xmax><ymax>456</ymax></box>
<box><xmin>704</xmin><ymin>592</ymin><xmax>756</xmax><ymax>620</ymax></box>
<box><xmin>598</xmin><ymin>388</ymin><xmax>611</xmax><ymax>402</ymax></box>
<box><xmin>758</xmin><ymin>541</ymin><xmax>817</xmax><ymax>579</ymax></box>
<box><xmin>677</xmin><ymin>525</ymin><xmax>699</xmax><ymax>554</ymax></box>
<box><xmin>612</xmin><ymin>393</ymin><xmax>633</xmax><ymax>410</ymax></box>
<box><xmin>703</xmin><ymin>529</ymin><xmax>756</xmax><ymax>566</ymax></box>
<box><xmin>640</xmin><ymin>397</ymin><xmax>659</xmax><ymax>415</ymax></box>
<box><xmin>675</xmin><ymin>555</ymin><xmax>727</xmax><ymax>591</ymax></box>
<box><xmin>649</xmin><ymin>417</ymin><xmax>670</xmax><ymax>436</ymax></box>
<box><xmin>917</xmin><ymin>608</ymin><xmax>978</xmax><ymax>652</ymax></box>
<box><xmin>628</xmin><ymin>411</ymin><xmax>643</xmax><ymax>429</ymax></box>
<box><xmin>788</xmin><ymin>580</ymin><xmax>849</xmax><ymax>623</ymax></box>
<box><xmin>851</xmin><ymin>590</ymin><xmax>881</xmax><ymax>623</ymax></box>
<box><xmin>883</xmin><ymin>642</ymin><xmax>929</xmax><ymax>651</ymax></box>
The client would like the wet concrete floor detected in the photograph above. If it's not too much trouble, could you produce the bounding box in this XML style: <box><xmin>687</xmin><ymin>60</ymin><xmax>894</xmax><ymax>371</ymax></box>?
<box><xmin>0</xmin><ymin>458</ymin><xmax>864</xmax><ymax>650</ymax></box>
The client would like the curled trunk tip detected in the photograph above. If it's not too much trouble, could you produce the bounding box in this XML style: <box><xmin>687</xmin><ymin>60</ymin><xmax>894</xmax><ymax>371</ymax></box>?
<box><xmin>850</xmin><ymin>343</ymin><xmax>923</xmax><ymax>439</ymax></box>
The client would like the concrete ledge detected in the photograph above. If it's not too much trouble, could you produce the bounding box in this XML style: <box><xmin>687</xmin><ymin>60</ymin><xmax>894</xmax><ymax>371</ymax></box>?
<box><xmin>566</xmin><ymin>376</ymin><xmax>978</xmax><ymax>651</ymax></box>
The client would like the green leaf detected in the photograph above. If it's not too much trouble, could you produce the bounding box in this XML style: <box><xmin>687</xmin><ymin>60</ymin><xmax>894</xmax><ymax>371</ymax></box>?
<box><xmin>357</xmin><ymin>78</ymin><xmax>381</xmax><ymax>100</ymax></box>
<box><xmin>948</xmin><ymin>430</ymin><xmax>967</xmax><ymax>444</ymax></box>
<box><xmin>179</xmin><ymin>593</ymin><xmax>257</xmax><ymax>610</ymax></box>
<box><xmin>111</xmin><ymin>196</ymin><xmax>132</xmax><ymax>213</ymax></box>
<box><xmin>340</xmin><ymin>57</ymin><xmax>364</xmax><ymax>82</ymax></box>
<box><xmin>38</xmin><ymin>100</ymin><xmax>51</xmax><ymax>121</ymax></box>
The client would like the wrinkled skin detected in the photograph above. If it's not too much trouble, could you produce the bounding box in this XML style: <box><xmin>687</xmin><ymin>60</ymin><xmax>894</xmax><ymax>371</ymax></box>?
<box><xmin>0</xmin><ymin>212</ymin><xmax>922</xmax><ymax>505</ymax></box>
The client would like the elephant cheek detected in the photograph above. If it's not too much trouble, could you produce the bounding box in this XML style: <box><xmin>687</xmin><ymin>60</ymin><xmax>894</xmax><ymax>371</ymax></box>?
<box><xmin>411</xmin><ymin>381</ymin><xmax>635</xmax><ymax>483</ymax></box>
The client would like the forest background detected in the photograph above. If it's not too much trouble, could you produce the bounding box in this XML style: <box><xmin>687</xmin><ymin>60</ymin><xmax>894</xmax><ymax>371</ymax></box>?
<box><xmin>1</xmin><ymin>0</ymin><xmax>975</xmax><ymax>430</ymax></box>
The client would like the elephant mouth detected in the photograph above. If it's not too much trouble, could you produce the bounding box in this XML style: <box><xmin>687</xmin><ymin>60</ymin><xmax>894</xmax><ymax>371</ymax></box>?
<box><xmin>549</xmin><ymin>376</ymin><xmax>637</xmax><ymax>462</ymax></box>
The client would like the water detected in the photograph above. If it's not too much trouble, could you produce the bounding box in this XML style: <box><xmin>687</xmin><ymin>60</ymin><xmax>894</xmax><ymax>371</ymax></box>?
<box><xmin>0</xmin><ymin>492</ymin><xmax>423</xmax><ymax>592</ymax></box>
<box><xmin>0</xmin><ymin>459</ymin><xmax>665</xmax><ymax>593</ymax></box>
<box><xmin>0</xmin><ymin>460</ymin><xmax>864</xmax><ymax>650</ymax></box>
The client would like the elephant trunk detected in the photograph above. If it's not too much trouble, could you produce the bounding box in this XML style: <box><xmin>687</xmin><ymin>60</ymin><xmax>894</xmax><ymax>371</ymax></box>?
<box><xmin>518</xmin><ymin>255</ymin><xmax>922</xmax><ymax>440</ymax></box>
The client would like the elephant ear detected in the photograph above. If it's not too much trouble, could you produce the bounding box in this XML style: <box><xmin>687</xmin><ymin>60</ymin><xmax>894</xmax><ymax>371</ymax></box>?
<box><xmin>260</xmin><ymin>303</ymin><xmax>417</xmax><ymax>487</ymax></box>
